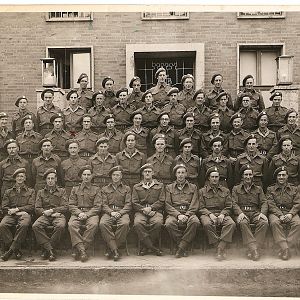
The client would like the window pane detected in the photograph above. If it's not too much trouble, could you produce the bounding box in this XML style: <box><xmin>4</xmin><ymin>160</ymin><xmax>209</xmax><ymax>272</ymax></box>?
<box><xmin>72</xmin><ymin>53</ymin><xmax>91</xmax><ymax>89</ymax></box>
<box><xmin>261</xmin><ymin>51</ymin><xmax>277</xmax><ymax>86</ymax></box>
<box><xmin>240</xmin><ymin>51</ymin><xmax>257</xmax><ymax>85</ymax></box>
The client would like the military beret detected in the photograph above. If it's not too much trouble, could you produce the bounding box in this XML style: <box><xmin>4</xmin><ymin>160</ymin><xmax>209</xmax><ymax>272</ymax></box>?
<box><xmin>12</xmin><ymin>168</ymin><xmax>27</xmax><ymax>179</ymax></box>
<box><xmin>182</xmin><ymin>112</ymin><xmax>195</xmax><ymax>123</ymax></box>
<box><xmin>130</xmin><ymin>110</ymin><xmax>143</xmax><ymax>122</ymax></box>
<box><xmin>129</xmin><ymin>76</ymin><xmax>141</xmax><ymax>88</ymax></box>
<box><xmin>173</xmin><ymin>164</ymin><xmax>187</xmax><ymax>175</ymax></box>
<box><xmin>21</xmin><ymin>114</ymin><xmax>34</xmax><ymax>127</ymax></box>
<box><xmin>15</xmin><ymin>95</ymin><xmax>28</xmax><ymax>107</ymax></box>
<box><xmin>39</xmin><ymin>138</ymin><xmax>52</xmax><ymax>149</ymax></box>
<box><xmin>141</xmin><ymin>90</ymin><xmax>152</xmax><ymax>102</ymax></box>
<box><xmin>181</xmin><ymin>74</ymin><xmax>194</xmax><ymax>86</ymax></box>
<box><xmin>180</xmin><ymin>138</ymin><xmax>193</xmax><ymax>149</ymax></box>
<box><xmin>209</xmin><ymin>136</ymin><xmax>224</xmax><ymax>148</ymax></box>
<box><xmin>116</xmin><ymin>87</ymin><xmax>128</xmax><ymax>99</ymax></box>
<box><xmin>167</xmin><ymin>87</ymin><xmax>179</xmax><ymax>97</ymax></box>
<box><xmin>41</xmin><ymin>89</ymin><xmax>54</xmax><ymax>100</ymax></box>
<box><xmin>157</xmin><ymin>111</ymin><xmax>170</xmax><ymax>122</ymax></box>
<box><xmin>77</xmin><ymin>73</ymin><xmax>88</xmax><ymax>84</ymax></box>
<box><xmin>0</xmin><ymin>112</ymin><xmax>8</xmax><ymax>119</ymax></box>
<box><xmin>50</xmin><ymin>113</ymin><xmax>64</xmax><ymax>124</ymax></box>
<box><xmin>123</xmin><ymin>131</ymin><xmax>136</xmax><ymax>142</ymax></box>
<box><xmin>215</xmin><ymin>91</ymin><xmax>228</xmax><ymax>102</ymax></box>
<box><xmin>4</xmin><ymin>139</ymin><xmax>18</xmax><ymax>150</ymax></box>
<box><xmin>103</xmin><ymin>114</ymin><xmax>115</xmax><ymax>124</ymax></box>
<box><xmin>140</xmin><ymin>163</ymin><xmax>154</xmax><ymax>174</ymax></box>
<box><xmin>243</xmin><ymin>134</ymin><xmax>257</xmax><ymax>147</ymax></box>
<box><xmin>206</xmin><ymin>166</ymin><xmax>219</xmax><ymax>178</ymax></box>
<box><xmin>284</xmin><ymin>108</ymin><xmax>298</xmax><ymax>122</ymax></box>
<box><xmin>43</xmin><ymin>168</ymin><xmax>57</xmax><ymax>180</ymax></box>
<box><xmin>240</xmin><ymin>164</ymin><xmax>253</xmax><ymax>176</ymax></box>
<box><xmin>274</xmin><ymin>166</ymin><xmax>288</xmax><ymax>179</ymax></box>
<box><xmin>270</xmin><ymin>91</ymin><xmax>282</xmax><ymax>101</ymax></box>
<box><xmin>152</xmin><ymin>133</ymin><xmax>166</xmax><ymax>145</ymax></box>
<box><xmin>108</xmin><ymin>165</ymin><xmax>124</xmax><ymax>177</ymax></box>
<box><xmin>211</xmin><ymin>73</ymin><xmax>222</xmax><ymax>84</ymax></box>
<box><xmin>65</xmin><ymin>139</ymin><xmax>79</xmax><ymax>150</ymax></box>
<box><xmin>230</xmin><ymin>113</ymin><xmax>243</xmax><ymax>124</ymax></box>
<box><xmin>91</xmin><ymin>91</ymin><xmax>104</xmax><ymax>105</ymax></box>
<box><xmin>209</xmin><ymin>112</ymin><xmax>220</xmax><ymax>122</ymax></box>
<box><xmin>155</xmin><ymin>67</ymin><xmax>166</xmax><ymax>79</ymax></box>
<box><xmin>257</xmin><ymin>111</ymin><xmax>269</xmax><ymax>125</ymax></box>
<box><xmin>278</xmin><ymin>135</ymin><xmax>292</xmax><ymax>150</ymax></box>
<box><xmin>96</xmin><ymin>137</ymin><xmax>109</xmax><ymax>147</ymax></box>
<box><xmin>78</xmin><ymin>165</ymin><xmax>93</xmax><ymax>178</ymax></box>
<box><xmin>66</xmin><ymin>89</ymin><xmax>78</xmax><ymax>100</ymax></box>
<box><xmin>242</xmin><ymin>75</ymin><xmax>254</xmax><ymax>87</ymax></box>
<box><xmin>102</xmin><ymin>76</ymin><xmax>114</xmax><ymax>88</ymax></box>
<box><xmin>192</xmin><ymin>89</ymin><xmax>205</xmax><ymax>101</ymax></box>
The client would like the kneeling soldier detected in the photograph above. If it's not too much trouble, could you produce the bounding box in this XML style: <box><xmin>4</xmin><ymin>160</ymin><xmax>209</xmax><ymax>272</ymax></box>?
<box><xmin>99</xmin><ymin>166</ymin><xmax>131</xmax><ymax>261</ymax></box>
<box><xmin>199</xmin><ymin>167</ymin><xmax>236</xmax><ymax>261</ymax></box>
<box><xmin>68</xmin><ymin>165</ymin><xmax>101</xmax><ymax>262</ymax></box>
<box><xmin>267</xmin><ymin>166</ymin><xmax>300</xmax><ymax>260</ymax></box>
<box><xmin>33</xmin><ymin>168</ymin><xmax>68</xmax><ymax>261</ymax></box>
<box><xmin>232</xmin><ymin>165</ymin><xmax>269</xmax><ymax>261</ymax></box>
<box><xmin>165</xmin><ymin>164</ymin><xmax>200</xmax><ymax>258</ymax></box>
<box><xmin>0</xmin><ymin>168</ymin><xmax>35</xmax><ymax>261</ymax></box>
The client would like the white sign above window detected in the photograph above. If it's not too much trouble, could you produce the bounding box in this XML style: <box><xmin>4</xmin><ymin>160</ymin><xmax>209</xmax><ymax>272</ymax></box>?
<box><xmin>46</xmin><ymin>12</ymin><xmax>93</xmax><ymax>22</ymax></box>
<box><xmin>237</xmin><ymin>11</ymin><xmax>285</xmax><ymax>19</ymax></box>
<box><xmin>141</xmin><ymin>12</ymin><xmax>189</xmax><ymax>20</ymax></box>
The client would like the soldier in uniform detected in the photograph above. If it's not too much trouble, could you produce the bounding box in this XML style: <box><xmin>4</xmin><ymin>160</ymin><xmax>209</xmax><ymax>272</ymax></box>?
<box><xmin>232</xmin><ymin>165</ymin><xmax>269</xmax><ymax>261</ymax></box>
<box><xmin>32</xmin><ymin>138</ymin><xmax>63</xmax><ymax>191</ymax></box>
<box><xmin>267</xmin><ymin>166</ymin><xmax>300</xmax><ymax>260</ymax></box>
<box><xmin>199</xmin><ymin>167</ymin><xmax>236</xmax><ymax>260</ymax></box>
<box><xmin>112</xmin><ymin>88</ymin><xmax>136</xmax><ymax>132</ymax></box>
<box><xmin>127</xmin><ymin>76</ymin><xmax>144</xmax><ymax>109</ymax></box>
<box><xmin>68</xmin><ymin>165</ymin><xmax>101</xmax><ymax>262</ymax></box>
<box><xmin>36</xmin><ymin>89</ymin><xmax>62</xmax><ymax>136</ymax></box>
<box><xmin>45</xmin><ymin>113</ymin><xmax>72</xmax><ymax>160</ymax></box>
<box><xmin>98</xmin><ymin>114</ymin><xmax>124</xmax><ymax>155</ymax></box>
<box><xmin>187</xmin><ymin>89</ymin><xmax>212</xmax><ymax>133</ymax></box>
<box><xmin>102</xmin><ymin>76</ymin><xmax>117</xmax><ymax>109</ymax></box>
<box><xmin>175</xmin><ymin>138</ymin><xmax>201</xmax><ymax>186</ymax></box>
<box><xmin>204</xmin><ymin>74</ymin><xmax>233</xmax><ymax>110</ymax></box>
<box><xmin>76</xmin><ymin>73</ymin><xmax>93</xmax><ymax>112</ymax></box>
<box><xmin>165</xmin><ymin>164</ymin><xmax>200</xmax><ymax>258</ymax></box>
<box><xmin>177</xmin><ymin>74</ymin><xmax>195</xmax><ymax>109</ymax></box>
<box><xmin>76</xmin><ymin>114</ymin><xmax>98</xmax><ymax>159</ymax></box>
<box><xmin>88</xmin><ymin>137</ymin><xmax>117</xmax><ymax>188</ymax></box>
<box><xmin>0</xmin><ymin>168</ymin><xmax>35</xmax><ymax>261</ymax></box>
<box><xmin>0</xmin><ymin>112</ymin><xmax>14</xmax><ymax>162</ymax></box>
<box><xmin>147</xmin><ymin>134</ymin><xmax>174</xmax><ymax>185</ymax></box>
<box><xmin>61</xmin><ymin>139</ymin><xmax>87</xmax><ymax>196</ymax></box>
<box><xmin>277</xmin><ymin>109</ymin><xmax>300</xmax><ymax>156</ymax></box>
<box><xmin>0</xmin><ymin>139</ymin><xmax>31</xmax><ymax>197</ymax></box>
<box><xmin>235</xmin><ymin>75</ymin><xmax>265</xmax><ymax>112</ymax></box>
<box><xmin>63</xmin><ymin>89</ymin><xmax>85</xmax><ymax>136</ymax></box>
<box><xmin>265</xmin><ymin>91</ymin><xmax>288</xmax><ymax>133</ymax></box>
<box><xmin>33</xmin><ymin>168</ymin><xmax>68</xmax><ymax>262</ymax></box>
<box><xmin>177</xmin><ymin>112</ymin><xmax>202</xmax><ymax>156</ymax></box>
<box><xmin>268</xmin><ymin>136</ymin><xmax>300</xmax><ymax>186</ymax></box>
<box><xmin>16</xmin><ymin>115</ymin><xmax>43</xmax><ymax>164</ymax></box>
<box><xmin>132</xmin><ymin>163</ymin><xmax>164</xmax><ymax>256</ymax></box>
<box><xmin>149</xmin><ymin>67</ymin><xmax>171</xmax><ymax>108</ymax></box>
<box><xmin>12</xmin><ymin>96</ymin><xmax>37</xmax><ymax>137</ymax></box>
<box><xmin>200</xmin><ymin>136</ymin><xmax>234</xmax><ymax>189</ymax></box>
<box><xmin>88</xmin><ymin>91</ymin><xmax>111</xmax><ymax>134</ymax></box>
<box><xmin>162</xmin><ymin>87</ymin><xmax>186</xmax><ymax>129</ymax></box>
<box><xmin>99</xmin><ymin>166</ymin><xmax>131</xmax><ymax>261</ymax></box>
<box><xmin>115</xmin><ymin>131</ymin><xmax>146</xmax><ymax>188</ymax></box>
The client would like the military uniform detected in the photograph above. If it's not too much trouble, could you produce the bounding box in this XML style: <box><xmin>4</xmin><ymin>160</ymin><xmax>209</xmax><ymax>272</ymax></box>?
<box><xmin>277</xmin><ymin>125</ymin><xmax>300</xmax><ymax>156</ymax></box>
<box><xmin>225</xmin><ymin>129</ymin><xmax>249</xmax><ymax>159</ymax></box>
<box><xmin>98</xmin><ymin>129</ymin><xmax>123</xmax><ymax>155</ymax></box>
<box><xmin>75</xmin><ymin>129</ymin><xmax>98</xmax><ymax>159</ymax></box>
<box><xmin>88</xmin><ymin>106</ymin><xmax>111</xmax><ymax>134</ymax></box>
<box><xmin>235</xmin><ymin>89</ymin><xmax>265</xmax><ymax>112</ymax></box>
<box><xmin>238</xmin><ymin>107</ymin><xmax>259</xmax><ymax>132</ymax></box>
<box><xmin>149</xmin><ymin>83</ymin><xmax>171</xmax><ymax>109</ymax></box>
<box><xmin>187</xmin><ymin>105</ymin><xmax>212</xmax><ymax>132</ymax></box>
<box><xmin>127</xmin><ymin>91</ymin><xmax>144</xmax><ymax>109</ymax></box>
<box><xmin>204</xmin><ymin>88</ymin><xmax>233</xmax><ymax>111</ymax></box>
<box><xmin>177</xmin><ymin>89</ymin><xmax>195</xmax><ymax>109</ymax></box>
<box><xmin>177</xmin><ymin>128</ymin><xmax>202</xmax><ymax>157</ymax></box>
<box><xmin>63</xmin><ymin>106</ymin><xmax>85</xmax><ymax>135</ymax></box>
<box><xmin>45</xmin><ymin>129</ymin><xmax>72</xmax><ymax>159</ymax></box>
<box><xmin>200</xmin><ymin>130</ymin><xmax>227</xmax><ymax>159</ymax></box>
<box><xmin>0</xmin><ymin>129</ymin><xmax>14</xmax><ymax>162</ymax></box>
<box><xmin>111</xmin><ymin>103</ymin><xmax>136</xmax><ymax>132</ymax></box>
<box><xmin>103</xmin><ymin>91</ymin><xmax>117</xmax><ymax>109</ymax></box>
<box><xmin>162</xmin><ymin>103</ymin><xmax>186</xmax><ymax>129</ymax></box>
<box><xmin>125</xmin><ymin>126</ymin><xmax>149</xmax><ymax>154</ymax></box>
<box><xmin>213</xmin><ymin>107</ymin><xmax>234</xmax><ymax>134</ymax></box>
<box><xmin>77</xmin><ymin>89</ymin><xmax>93</xmax><ymax>112</ymax></box>
<box><xmin>135</xmin><ymin>105</ymin><xmax>161</xmax><ymax>129</ymax></box>
<box><xmin>266</xmin><ymin>105</ymin><xmax>288</xmax><ymax>132</ymax></box>
<box><xmin>12</xmin><ymin>110</ymin><xmax>37</xmax><ymax>137</ymax></box>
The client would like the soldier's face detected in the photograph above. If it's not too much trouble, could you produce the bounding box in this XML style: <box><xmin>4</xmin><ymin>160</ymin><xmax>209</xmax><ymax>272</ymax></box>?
<box><xmin>53</xmin><ymin>118</ymin><xmax>63</xmax><ymax>130</ymax></box>
<box><xmin>79</xmin><ymin>77</ymin><xmax>88</xmax><ymax>89</ymax></box>
<box><xmin>277</xmin><ymin>171</ymin><xmax>288</xmax><ymax>185</ymax></box>
<box><xmin>183</xmin><ymin>78</ymin><xmax>194</xmax><ymax>90</ymax></box>
<box><xmin>132</xmin><ymin>80</ymin><xmax>141</xmax><ymax>93</ymax></box>
<box><xmin>259</xmin><ymin>115</ymin><xmax>268</xmax><ymax>128</ymax></box>
<box><xmin>272</xmin><ymin>96</ymin><xmax>282</xmax><ymax>107</ymax></box>
<box><xmin>106</xmin><ymin>118</ymin><xmax>115</xmax><ymax>130</ymax></box>
<box><xmin>282</xmin><ymin>140</ymin><xmax>292</xmax><ymax>153</ymax></box>
<box><xmin>97</xmin><ymin>143</ymin><xmax>109</xmax><ymax>154</ymax></box>
<box><xmin>246</xmin><ymin>138</ymin><xmax>257</xmax><ymax>153</ymax></box>
<box><xmin>133</xmin><ymin>114</ymin><xmax>142</xmax><ymax>126</ymax></box>
<box><xmin>185</xmin><ymin>117</ymin><xmax>195</xmax><ymax>128</ymax></box>
<box><xmin>82</xmin><ymin>117</ymin><xmax>91</xmax><ymax>130</ymax></box>
<box><xmin>209</xmin><ymin>171</ymin><xmax>220</xmax><ymax>185</ymax></box>
<box><xmin>213</xmin><ymin>75</ymin><xmax>223</xmax><ymax>88</ymax></box>
<box><xmin>287</xmin><ymin>112</ymin><xmax>298</xmax><ymax>125</ymax></box>
<box><xmin>95</xmin><ymin>94</ymin><xmax>105</xmax><ymax>106</ymax></box>
<box><xmin>46</xmin><ymin>173</ymin><xmax>57</xmax><ymax>187</ymax></box>
<box><xmin>19</xmin><ymin>99</ymin><xmax>28</xmax><ymax>110</ymax></box>
<box><xmin>182</xmin><ymin>143</ymin><xmax>192</xmax><ymax>155</ymax></box>
<box><xmin>24</xmin><ymin>120</ymin><xmax>34</xmax><ymax>131</ymax></box>
<box><xmin>68</xmin><ymin>143</ymin><xmax>79</xmax><ymax>156</ymax></box>
<box><xmin>243</xmin><ymin>170</ymin><xmax>253</xmax><ymax>183</ymax></box>
<box><xmin>143</xmin><ymin>168</ymin><xmax>153</xmax><ymax>181</ymax></box>
<box><xmin>69</xmin><ymin>93</ymin><xmax>79</xmax><ymax>106</ymax></box>
<box><xmin>219</xmin><ymin>95</ymin><xmax>228</xmax><ymax>107</ymax></box>
<box><xmin>41</xmin><ymin>142</ymin><xmax>53</xmax><ymax>155</ymax></box>
<box><xmin>160</xmin><ymin>115</ymin><xmax>170</xmax><ymax>127</ymax></box>
<box><xmin>15</xmin><ymin>173</ymin><xmax>26</xmax><ymax>185</ymax></box>
<box><xmin>7</xmin><ymin>143</ymin><xmax>19</xmax><ymax>156</ymax></box>
<box><xmin>245</xmin><ymin>78</ymin><xmax>254</xmax><ymax>90</ymax></box>
<box><xmin>81</xmin><ymin>170</ymin><xmax>92</xmax><ymax>183</ymax></box>
<box><xmin>125</xmin><ymin>135</ymin><xmax>136</xmax><ymax>149</ymax></box>
<box><xmin>118</xmin><ymin>92</ymin><xmax>128</xmax><ymax>104</ymax></box>
<box><xmin>195</xmin><ymin>93</ymin><xmax>204</xmax><ymax>106</ymax></box>
<box><xmin>43</xmin><ymin>93</ymin><xmax>54</xmax><ymax>105</ymax></box>
<box><xmin>0</xmin><ymin>117</ymin><xmax>8</xmax><ymax>127</ymax></box>
<box><xmin>211</xmin><ymin>118</ymin><xmax>220</xmax><ymax>130</ymax></box>
<box><xmin>242</xmin><ymin>97</ymin><xmax>250</xmax><ymax>108</ymax></box>
<box><xmin>112</xmin><ymin>171</ymin><xmax>122</xmax><ymax>183</ymax></box>
<box><xmin>212</xmin><ymin>141</ymin><xmax>222</xmax><ymax>154</ymax></box>
<box><xmin>104</xmin><ymin>80</ymin><xmax>114</xmax><ymax>91</ymax></box>
<box><xmin>155</xmin><ymin>138</ymin><xmax>166</xmax><ymax>153</ymax></box>
<box><xmin>232</xmin><ymin>118</ymin><xmax>242</xmax><ymax>129</ymax></box>
<box><xmin>169</xmin><ymin>93</ymin><xmax>178</xmax><ymax>102</ymax></box>
<box><xmin>157</xmin><ymin>71</ymin><xmax>167</xmax><ymax>83</ymax></box>
<box><xmin>176</xmin><ymin>167</ymin><xmax>187</xmax><ymax>182</ymax></box>
<box><xmin>144</xmin><ymin>93</ymin><xmax>153</xmax><ymax>105</ymax></box>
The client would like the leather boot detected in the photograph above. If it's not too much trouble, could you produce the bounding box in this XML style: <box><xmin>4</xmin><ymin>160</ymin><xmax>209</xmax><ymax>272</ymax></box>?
<box><xmin>1</xmin><ymin>248</ymin><xmax>14</xmax><ymax>261</ymax></box>
<box><xmin>14</xmin><ymin>249</ymin><xmax>23</xmax><ymax>260</ymax></box>
<box><xmin>113</xmin><ymin>250</ymin><xmax>120</xmax><ymax>261</ymax></box>
<box><xmin>281</xmin><ymin>248</ymin><xmax>290</xmax><ymax>261</ymax></box>
<box><xmin>48</xmin><ymin>249</ymin><xmax>56</xmax><ymax>261</ymax></box>
<box><xmin>79</xmin><ymin>250</ymin><xmax>88</xmax><ymax>262</ymax></box>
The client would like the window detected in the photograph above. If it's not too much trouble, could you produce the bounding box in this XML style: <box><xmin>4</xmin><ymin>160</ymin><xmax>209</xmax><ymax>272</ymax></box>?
<box><xmin>47</xmin><ymin>47</ymin><xmax>93</xmax><ymax>89</ymax></box>
<box><xmin>47</xmin><ymin>12</ymin><xmax>93</xmax><ymax>22</ymax></box>
<box><xmin>141</xmin><ymin>12</ymin><xmax>189</xmax><ymax>20</ymax></box>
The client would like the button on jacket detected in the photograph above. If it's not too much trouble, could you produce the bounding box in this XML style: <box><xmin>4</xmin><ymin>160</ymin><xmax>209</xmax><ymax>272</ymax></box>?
<box><xmin>88</xmin><ymin>153</ymin><xmax>117</xmax><ymax>178</ymax></box>
<box><xmin>63</xmin><ymin>106</ymin><xmax>85</xmax><ymax>133</ymax></box>
<box><xmin>265</xmin><ymin>105</ymin><xmax>288</xmax><ymax>132</ymax></box>
<box><xmin>252</xmin><ymin>128</ymin><xmax>278</xmax><ymax>159</ymax></box>
<box><xmin>111</xmin><ymin>103</ymin><xmax>136</xmax><ymax>128</ymax></box>
<box><xmin>225</xmin><ymin>129</ymin><xmax>250</xmax><ymax>159</ymax></box>
<box><xmin>61</xmin><ymin>156</ymin><xmax>87</xmax><ymax>182</ymax></box>
<box><xmin>75</xmin><ymin>129</ymin><xmax>98</xmax><ymax>155</ymax></box>
<box><xmin>147</xmin><ymin>153</ymin><xmax>174</xmax><ymax>182</ymax></box>
<box><xmin>16</xmin><ymin>131</ymin><xmax>43</xmax><ymax>155</ymax></box>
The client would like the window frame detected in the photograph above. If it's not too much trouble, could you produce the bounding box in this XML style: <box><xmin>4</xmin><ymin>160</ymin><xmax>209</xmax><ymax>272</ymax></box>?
<box><xmin>46</xmin><ymin>12</ymin><xmax>93</xmax><ymax>22</ymax></box>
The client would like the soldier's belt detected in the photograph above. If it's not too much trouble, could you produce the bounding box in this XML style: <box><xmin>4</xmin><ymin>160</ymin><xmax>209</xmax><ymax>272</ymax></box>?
<box><xmin>278</xmin><ymin>204</ymin><xmax>289</xmax><ymax>210</ymax></box>
<box><xmin>241</xmin><ymin>205</ymin><xmax>256</xmax><ymax>212</ymax></box>
<box><xmin>177</xmin><ymin>205</ymin><xmax>188</xmax><ymax>213</ymax></box>
<box><xmin>111</xmin><ymin>205</ymin><xmax>121</xmax><ymax>210</ymax></box>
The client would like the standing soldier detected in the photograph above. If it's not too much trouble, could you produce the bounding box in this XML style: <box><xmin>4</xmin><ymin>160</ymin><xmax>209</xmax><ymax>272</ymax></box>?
<box><xmin>267</xmin><ymin>166</ymin><xmax>300</xmax><ymax>260</ymax></box>
<box><xmin>0</xmin><ymin>168</ymin><xmax>35</xmax><ymax>261</ymax></box>
<box><xmin>165</xmin><ymin>164</ymin><xmax>200</xmax><ymax>258</ymax></box>
<box><xmin>45</xmin><ymin>113</ymin><xmax>72</xmax><ymax>160</ymax></box>
<box><xmin>177</xmin><ymin>74</ymin><xmax>195</xmax><ymax>109</ymax></box>
<box><xmin>132</xmin><ymin>163</ymin><xmax>165</xmax><ymax>256</ymax></box>
<box><xmin>199</xmin><ymin>167</ymin><xmax>236</xmax><ymax>260</ymax></box>
<box><xmin>99</xmin><ymin>166</ymin><xmax>131</xmax><ymax>261</ymax></box>
<box><xmin>76</xmin><ymin>73</ymin><xmax>93</xmax><ymax>112</ymax></box>
<box><xmin>127</xmin><ymin>76</ymin><xmax>144</xmax><ymax>109</ymax></box>
<box><xmin>102</xmin><ymin>76</ymin><xmax>117</xmax><ymax>109</ymax></box>
<box><xmin>12</xmin><ymin>96</ymin><xmax>37</xmax><ymax>137</ymax></box>
<box><xmin>68</xmin><ymin>165</ymin><xmax>101</xmax><ymax>262</ymax></box>
<box><xmin>0</xmin><ymin>139</ymin><xmax>31</xmax><ymax>197</ymax></box>
<box><xmin>36</xmin><ymin>89</ymin><xmax>62</xmax><ymax>136</ymax></box>
<box><xmin>33</xmin><ymin>168</ymin><xmax>68</xmax><ymax>262</ymax></box>
<box><xmin>232</xmin><ymin>165</ymin><xmax>269</xmax><ymax>261</ymax></box>
<box><xmin>0</xmin><ymin>112</ymin><xmax>14</xmax><ymax>162</ymax></box>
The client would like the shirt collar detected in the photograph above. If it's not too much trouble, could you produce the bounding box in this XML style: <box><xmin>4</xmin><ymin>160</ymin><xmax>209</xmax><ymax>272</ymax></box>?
<box><xmin>122</xmin><ymin>148</ymin><xmax>138</xmax><ymax>158</ymax></box>
<box><xmin>142</xmin><ymin>180</ymin><xmax>156</xmax><ymax>189</ymax></box>
<box><xmin>44</xmin><ymin>185</ymin><xmax>59</xmax><ymax>193</ymax></box>
<box><xmin>13</xmin><ymin>184</ymin><xmax>28</xmax><ymax>192</ymax></box>
<box><xmin>175</xmin><ymin>180</ymin><xmax>189</xmax><ymax>190</ymax></box>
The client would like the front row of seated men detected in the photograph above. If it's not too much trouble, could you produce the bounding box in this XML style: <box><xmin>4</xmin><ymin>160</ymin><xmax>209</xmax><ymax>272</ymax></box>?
<box><xmin>0</xmin><ymin>161</ymin><xmax>299</xmax><ymax>263</ymax></box>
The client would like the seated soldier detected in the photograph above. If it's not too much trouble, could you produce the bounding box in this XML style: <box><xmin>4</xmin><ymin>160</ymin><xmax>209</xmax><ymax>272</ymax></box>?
<box><xmin>199</xmin><ymin>167</ymin><xmax>235</xmax><ymax>260</ymax></box>
<box><xmin>99</xmin><ymin>166</ymin><xmax>131</xmax><ymax>261</ymax></box>
<box><xmin>165</xmin><ymin>164</ymin><xmax>200</xmax><ymax>258</ymax></box>
<box><xmin>68</xmin><ymin>165</ymin><xmax>101</xmax><ymax>262</ymax></box>
<box><xmin>267</xmin><ymin>166</ymin><xmax>300</xmax><ymax>260</ymax></box>
<box><xmin>32</xmin><ymin>168</ymin><xmax>68</xmax><ymax>262</ymax></box>
<box><xmin>0</xmin><ymin>168</ymin><xmax>35</xmax><ymax>261</ymax></box>
<box><xmin>132</xmin><ymin>163</ymin><xmax>165</xmax><ymax>256</ymax></box>
<box><xmin>232</xmin><ymin>165</ymin><xmax>269</xmax><ymax>261</ymax></box>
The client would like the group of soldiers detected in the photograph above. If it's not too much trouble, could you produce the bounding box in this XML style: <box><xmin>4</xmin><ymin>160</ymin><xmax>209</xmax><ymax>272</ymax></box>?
<box><xmin>0</xmin><ymin>69</ymin><xmax>299</xmax><ymax>263</ymax></box>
